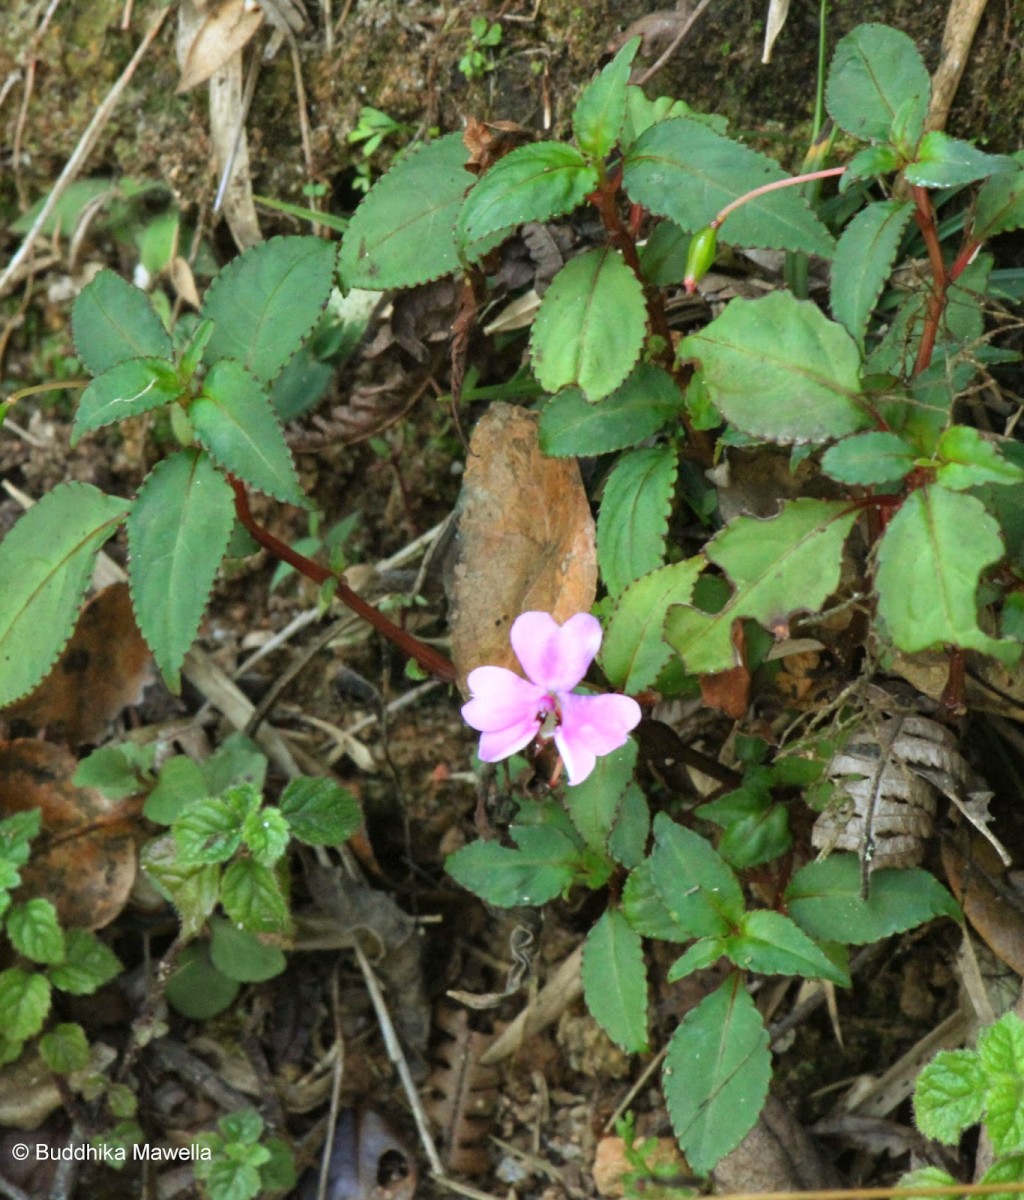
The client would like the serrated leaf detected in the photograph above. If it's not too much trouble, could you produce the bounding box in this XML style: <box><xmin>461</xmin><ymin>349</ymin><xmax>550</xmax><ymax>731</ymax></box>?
<box><xmin>913</xmin><ymin>1049</ymin><xmax>987</xmax><ymax>1144</ymax></box>
<box><xmin>71</xmin><ymin>357</ymin><xmax>181</xmax><ymax>445</ymax></box>
<box><xmin>622</xmin><ymin>117</ymin><xmax>834</xmax><ymax>257</ymax></box>
<box><xmin>679</xmin><ymin>291</ymin><xmax>870</xmax><ymax>444</ymax></box>
<box><xmin>935</xmin><ymin>426</ymin><xmax>1024</xmax><ymax>490</ymax></box>
<box><xmin>826</xmin><ymin>23</ymin><xmax>930</xmax><ymax>145</ymax></box>
<box><xmin>650</xmin><ymin>813</ymin><xmax>744</xmax><ymax>937</ymax></box>
<box><xmin>166</xmin><ymin>942</ymin><xmax>238</xmax><ymax>1019</ymax></box>
<box><xmin>538</xmin><ymin>363</ymin><xmax>683</xmax><ymax>457</ymax></box>
<box><xmin>666</xmin><ymin>938</ymin><xmax>728</xmax><ymax>982</ymax></box>
<box><xmin>201</xmin><ymin>731</ymin><xmax>267</xmax><ymax>795</ymax></box>
<box><xmin>582</xmin><ymin>907</ymin><xmax>648</xmax><ymax>1053</ymax></box>
<box><xmin>190</xmin><ymin>360</ymin><xmax>305</xmax><ymax>505</ymax></box>
<box><xmin>74</xmin><ymin>742</ymin><xmax>155</xmax><ymax>801</ymax></box>
<box><xmin>876</xmin><ymin>485</ymin><xmax>1016</xmax><ymax>663</ymax></box>
<box><xmin>39</xmin><ymin>1023</ymin><xmax>91</xmax><ymax>1074</ymax></box>
<box><xmin>979</xmin><ymin>1013</ymin><xmax>1024</xmax><ymax>1153</ymax></box>
<box><xmin>340</xmin><ymin>133</ymin><xmax>471</xmax><ymax>288</ymax></box>
<box><xmin>279</xmin><ymin>777</ymin><xmax>362</xmax><ymax>845</ymax></box>
<box><xmin>608</xmin><ymin>783</ymin><xmax>649</xmax><ymax>869</ymax></box>
<box><xmin>665</xmin><ymin>499</ymin><xmax>859</xmax><ymax>674</ymax></box>
<box><xmin>140</xmin><ymin>835</ymin><xmax>220</xmax><ymax>939</ymax></box>
<box><xmin>699</xmin><ymin>786</ymin><xmax>792</xmax><ymax>870</ymax></box>
<box><xmin>71</xmin><ymin>270</ymin><xmax>172</xmax><ymax>375</ymax></box>
<box><xmin>974</xmin><ymin>162</ymin><xmax>1024</xmax><ymax>241</ymax></box>
<box><xmin>573</xmin><ymin>37</ymin><xmax>639</xmax><ymax>159</ymax></box>
<box><xmin>174</xmin><ymin>785</ymin><xmax>259</xmax><ymax>865</ymax></box>
<box><xmin>7</xmin><ymin>899</ymin><xmax>65</xmax><ymax>965</ymax></box>
<box><xmin>600</xmin><ymin>559</ymin><xmax>703</xmax><ymax>692</ymax></box>
<box><xmin>785</xmin><ymin>854</ymin><xmax>961</xmax><ymax>944</ymax></box>
<box><xmin>46</xmin><ymin>928</ymin><xmax>121</xmax><ymax>995</ymax></box>
<box><xmin>202</xmin><ymin>236</ymin><xmax>337</xmax><ymax>383</ymax></box>
<box><xmin>727</xmin><ymin>910</ymin><xmax>848</xmax><ymax>985</ymax></box>
<box><xmin>979</xmin><ymin>1154</ymin><xmax>1024</xmax><ymax>1199</ymax></box>
<box><xmin>241</xmin><ymin>805</ymin><xmax>289</xmax><ymax>866</ymax></box>
<box><xmin>456</xmin><ymin>142</ymin><xmax>597</xmax><ymax>261</ymax></box>
<box><xmin>128</xmin><ymin>449</ymin><xmax>235</xmax><ymax>692</ymax></box>
<box><xmin>209</xmin><ymin>917</ymin><xmax>286</xmax><ymax>983</ymax></box>
<box><xmin>821</xmin><ymin>431</ymin><xmax>916</xmax><ymax>487</ymax></box>
<box><xmin>830</xmin><ymin>200</ymin><xmax>914</xmax><ymax>349</ymax></box>
<box><xmin>0</xmin><ymin>482</ymin><xmax>129</xmax><ymax>707</ymax></box>
<box><xmin>0</xmin><ymin>970</ymin><xmax>50</xmax><ymax>1040</ymax></box>
<box><xmin>531</xmin><ymin>247</ymin><xmax>647</xmax><ymax>401</ymax></box>
<box><xmin>565</xmin><ymin>740</ymin><xmax>636</xmax><ymax>854</ymax></box>
<box><xmin>843</xmin><ymin>144</ymin><xmax>902</xmax><ymax>186</ymax></box>
<box><xmin>621</xmin><ymin>858</ymin><xmax>693</xmax><ymax>942</ymax></box>
<box><xmin>905</xmin><ymin>132</ymin><xmax>1009</xmax><ymax>189</ymax></box>
<box><xmin>221</xmin><ymin>858</ymin><xmax>290</xmax><ymax>933</ymax></box>
<box><xmin>597</xmin><ymin>445</ymin><xmax>677</xmax><ymax>597</ymax></box>
<box><xmin>144</xmin><ymin>754</ymin><xmax>210</xmax><ymax>825</ymax></box>
<box><xmin>446</xmin><ymin>825</ymin><xmax>580</xmax><ymax>907</ymax></box>
<box><xmin>663</xmin><ymin>976</ymin><xmax>771</xmax><ymax>1174</ymax></box>
<box><xmin>637</xmin><ymin>219</ymin><xmax>690</xmax><ymax>286</ymax></box>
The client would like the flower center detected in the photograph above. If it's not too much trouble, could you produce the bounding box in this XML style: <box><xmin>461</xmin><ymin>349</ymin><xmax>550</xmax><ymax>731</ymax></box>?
<box><xmin>536</xmin><ymin>693</ymin><xmax>561</xmax><ymax>739</ymax></box>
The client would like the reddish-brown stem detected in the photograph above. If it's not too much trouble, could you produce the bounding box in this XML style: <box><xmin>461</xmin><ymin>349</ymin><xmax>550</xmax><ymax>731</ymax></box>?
<box><xmin>949</xmin><ymin>235</ymin><xmax>983</xmax><ymax>284</ymax></box>
<box><xmin>229</xmin><ymin>477</ymin><xmax>457</xmax><ymax>685</ymax></box>
<box><xmin>910</xmin><ymin>185</ymin><xmax>949</xmax><ymax>377</ymax></box>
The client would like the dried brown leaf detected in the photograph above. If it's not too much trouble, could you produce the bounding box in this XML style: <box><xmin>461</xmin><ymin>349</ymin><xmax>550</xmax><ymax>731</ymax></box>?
<box><xmin>177</xmin><ymin>0</ymin><xmax>264</xmax><ymax>93</ymax></box>
<box><xmin>425</xmin><ymin>1005</ymin><xmax>500</xmax><ymax>1176</ymax></box>
<box><xmin>450</xmin><ymin>403</ymin><xmax>597</xmax><ymax>692</ymax></box>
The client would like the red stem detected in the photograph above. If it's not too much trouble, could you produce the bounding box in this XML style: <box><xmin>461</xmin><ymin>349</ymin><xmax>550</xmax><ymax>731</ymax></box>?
<box><xmin>910</xmin><ymin>185</ymin><xmax>949</xmax><ymax>378</ymax></box>
<box><xmin>230</xmin><ymin>477</ymin><xmax>457</xmax><ymax>685</ymax></box>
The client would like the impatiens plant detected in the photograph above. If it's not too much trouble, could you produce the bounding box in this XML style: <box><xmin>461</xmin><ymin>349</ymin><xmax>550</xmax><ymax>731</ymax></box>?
<box><xmin>461</xmin><ymin>611</ymin><xmax>641</xmax><ymax>785</ymax></box>
<box><xmin>4</xmin><ymin>14</ymin><xmax>1024</xmax><ymax>1179</ymax></box>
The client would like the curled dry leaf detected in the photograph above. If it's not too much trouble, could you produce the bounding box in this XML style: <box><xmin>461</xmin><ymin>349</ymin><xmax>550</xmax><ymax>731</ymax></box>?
<box><xmin>424</xmin><ymin>1004</ymin><xmax>500</xmax><ymax>1176</ymax></box>
<box><xmin>0</xmin><ymin>740</ymin><xmax>139</xmax><ymax>929</ymax></box>
<box><xmin>449</xmin><ymin>403</ymin><xmax>598</xmax><ymax>692</ymax></box>
<box><xmin>941</xmin><ymin>827</ymin><xmax>1024</xmax><ymax>978</ymax></box>
<box><xmin>176</xmin><ymin>0</ymin><xmax>264</xmax><ymax>93</ymax></box>
<box><xmin>2</xmin><ymin>583</ymin><xmax>153</xmax><ymax>746</ymax></box>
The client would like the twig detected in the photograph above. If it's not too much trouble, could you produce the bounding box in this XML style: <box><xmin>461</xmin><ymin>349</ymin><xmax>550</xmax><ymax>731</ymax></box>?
<box><xmin>0</xmin><ymin>5</ymin><xmax>171</xmax><ymax>297</ymax></box>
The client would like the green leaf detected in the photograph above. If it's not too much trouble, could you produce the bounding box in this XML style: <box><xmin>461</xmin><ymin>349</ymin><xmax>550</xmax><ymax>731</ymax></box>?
<box><xmin>166</xmin><ymin>942</ymin><xmax>239</xmax><ymax>1019</ymax></box>
<box><xmin>259</xmin><ymin>1139</ymin><xmax>297</xmax><ymax>1192</ymax></box>
<box><xmin>531</xmin><ymin>248</ymin><xmax>647</xmax><ymax>402</ymax></box>
<box><xmin>128</xmin><ymin>449</ymin><xmax>235</xmax><ymax>692</ymax></box>
<box><xmin>826</xmin><ymin>23</ymin><xmax>930</xmax><ymax>145</ymax></box>
<box><xmin>974</xmin><ymin>161</ymin><xmax>1024</xmax><ymax>241</ymax></box>
<box><xmin>935</xmin><ymin>426</ymin><xmax>1024</xmax><ymax>490</ymax></box>
<box><xmin>876</xmin><ymin>485</ymin><xmax>1016</xmax><ymax>663</ymax></box>
<box><xmin>607</xmin><ymin>783</ymin><xmax>649</xmax><ymax>869</ymax></box>
<box><xmin>650</xmin><ymin>814</ymin><xmax>744</xmax><ymax>938</ymax></box>
<box><xmin>0</xmin><ymin>811</ymin><xmax>40</xmax><ymax>872</ymax></box>
<box><xmin>7</xmin><ymin>899</ymin><xmax>65</xmax><ymax>965</ymax></box>
<box><xmin>209</xmin><ymin>917</ymin><xmax>286</xmax><ymax>983</ymax></box>
<box><xmin>456</xmin><ymin>142</ymin><xmax>597</xmax><ymax>260</ymax></box>
<box><xmin>220</xmin><ymin>1108</ymin><xmax>265</xmax><ymax>1145</ymax></box>
<box><xmin>979</xmin><ymin>1014</ymin><xmax>1024</xmax><ymax>1154</ymax></box>
<box><xmin>190</xmin><ymin>360</ymin><xmax>305</xmax><ymax>506</ymax></box>
<box><xmin>201</xmin><ymin>236</ymin><xmax>338</xmax><ymax>383</ymax></box>
<box><xmin>221</xmin><ymin>859</ymin><xmax>291</xmax><ymax>933</ymax></box>
<box><xmin>785</xmin><ymin>854</ymin><xmax>961</xmax><ymax>945</ymax></box>
<box><xmin>538</xmin><ymin>363</ymin><xmax>684</xmax><ymax>457</ymax></box>
<box><xmin>144</xmin><ymin>754</ymin><xmax>210</xmax><ymax>825</ymax></box>
<box><xmin>39</xmin><ymin>1023</ymin><xmax>91</xmax><ymax>1074</ymax></box>
<box><xmin>600</xmin><ymin>559</ymin><xmax>703</xmax><ymax>692</ymax></box>
<box><xmin>174</xmin><ymin>785</ymin><xmax>260</xmax><ymax>865</ymax></box>
<box><xmin>905</xmin><ymin>132</ymin><xmax>1009</xmax><ymax>189</ymax></box>
<box><xmin>830</xmin><ymin>200</ymin><xmax>914</xmax><ymax>350</ymax></box>
<box><xmin>621</xmin><ymin>858</ymin><xmax>694</xmax><ymax>942</ymax></box>
<box><xmin>843</xmin><ymin>144</ymin><xmax>902</xmax><ymax>186</ymax></box>
<box><xmin>679</xmin><ymin>292</ymin><xmax>870</xmax><ymax>444</ymax></box>
<box><xmin>195</xmin><ymin>1154</ymin><xmax>263</xmax><ymax>1200</ymax></box>
<box><xmin>0</xmin><ymin>969</ymin><xmax>50</xmax><ymax>1040</ymax></box>
<box><xmin>279</xmin><ymin>777</ymin><xmax>362</xmax><ymax>845</ymax></box>
<box><xmin>201</xmin><ymin>732</ymin><xmax>267</xmax><ymax>795</ymax></box>
<box><xmin>446</xmin><ymin>825</ymin><xmax>580</xmax><ymax>907</ymax></box>
<box><xmin>666</xmin><ymin>938</ymin><xmax>728</xmax><ymax>982</ymax></box>
<box><xmin>663</xmin><ymin>976</ymin><xmax>771</xmax><ymax>1174</ymax></box>
<box><xmin>74</xmin><ymin>742</ymin><xmax>155</xmax><ymax>801</ymax></box>
<box><xmin>979</xmin><ymin>1154</ymin><xmax>1024</xmax><ymax>1200</ymax></box>
<box><xmin>71</xmin><ymin>357</ymin><xmax>181</xmax><ymax>445</ymax></box>
<box><xmin>582</xmin><ymin>907</ymin><xmax>648</xmax><ymax>1053</ymax></box>
<box><xmin>241</xmin><ymin>805</ymin><xmax>289</xmax><ymax>867</ymax></box>
<box><xmin>638</xmin><ymin>219</ymin><xmax>690</xmax><ymax>287</ymax></box>
<box><xmin>622</xmin><ymin>118</ymin><xmax>833</xmax><ymax>257</ymax></box>
<box><xmin>49</xmin><ymin>928</ymin><xmax>121</xmax><ymax>995</ymax></box>
<box><xmin>665</xmin><ymin>499</ymin><xmax>860</xmax><ymax>674</ymax></box>
<box><xmin>726</xmin><ymin>910</ymin><xmax>849</xmax><ymax>985</ymax></box>
<box><xmin>698</xmin><ymin>786</ymin><xmax>792</xmax><ymax>870</ymax></box>
<box><xmin>71</xmin><ymin>270</ymin><xmax>172</xmax><ymax>375</ymax></box>
<box><xmin>140</xmin><ymin>835</ymin><xmax>220</xmax><ymax>939</ymax></box>
<box><xmin>896</xmin><ymin>1167</ymin><xmax>960</xmax><ymax>1194</ymax></box>
<box><xmin>0</xmin><ymin>482</ymin><xmax>130</xmax><ymax>707</ymax></box>
<box><xmin>597</xmin><ymin>445</ymin><xmax>678</xmax><ymax>597</ymax></box>
<box><xmin>821</xmin><ymin>431</ymin><xmax>916</xmax><ymax>487</ymax></box>
<box><xmin>573</xmin><ymin>37</ymin><xmax>639</xmax><ymax>159</ymax></box>
<box><xmin>340</xmin><ymin>133</ymin><xmax>471</xmax><ymax>288</ymax></box>
<box><xmin>565</xmin><ymin>740</ymin><xmax>637</xmax><ymax>854</ymax></box>
<box><xmin>913</xmin><ymin>1048</ymin><xmax>987</xmax><ymax>1144</ymax></box>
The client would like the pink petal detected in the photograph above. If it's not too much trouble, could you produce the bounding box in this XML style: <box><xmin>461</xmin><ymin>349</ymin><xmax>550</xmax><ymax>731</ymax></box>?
<box><xmin>510</xmin><ymin>611</ymin><xmax>602</xmax><ymax>693</ymax></box>
<box><xmin>556</xmin><ymin>692</ymin><xmax>642</xmax><ymax>785</ymax></box>
<box><xmin>478</xmin><ymin>719</ymin><xmax>541</xmax><ymax>763</ymax></box>
<box><xmin>553</xmin><ymin>728</ymin><xmax>597</xmax><ymax>786</ymax></box>
<box><xmin>462</xmin><ymin>666</ymin><xmax>549</xmax><ymax>732</ymax></box>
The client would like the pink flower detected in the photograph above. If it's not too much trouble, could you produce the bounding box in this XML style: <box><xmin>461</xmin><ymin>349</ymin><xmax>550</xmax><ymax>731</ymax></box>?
<box><xmin>461</xmin><ymin>612</ymin><xmax>642</xmax><ymax>786</ymax></box>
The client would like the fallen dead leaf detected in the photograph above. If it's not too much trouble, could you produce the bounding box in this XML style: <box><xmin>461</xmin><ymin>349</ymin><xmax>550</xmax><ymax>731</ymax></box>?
<box><xmin>450</xmin><ymin>404</ymin><xmax>597</xmax><ymax>692</ymax></box>
<box><xmin>942</xmin><ymin>826</ymin><xmax>1024</xmax><ymax>977</ymax></box>
<box><xmin>176</xmin><ymin>0</ymin><xmax>264</xmax><ymax>93</ymax></box>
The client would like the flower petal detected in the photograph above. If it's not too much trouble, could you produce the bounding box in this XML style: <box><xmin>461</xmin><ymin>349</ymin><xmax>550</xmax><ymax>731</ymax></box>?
<box><xmin>559</xmin><ymin>691</ymin><xmax>642</xmax><ymax>758</ymax></box>
<box><xmin>462</xmin><ymin>666</ymin><xmax>548</xmax><ymax>732</ymax></box>
<box><xmin>478</xmin><ymin>719</ymin><xmax>541</xmax><ymax>763</ymax></box>
<box><xmin>553</xmin><ymin>727</ymin><xmax>597</xmax><ymax>786</ymax></box>
<box><xmin>511</xmin><ymin>611</ymin><xmax>602</xmax><ymax>692</ymax></box>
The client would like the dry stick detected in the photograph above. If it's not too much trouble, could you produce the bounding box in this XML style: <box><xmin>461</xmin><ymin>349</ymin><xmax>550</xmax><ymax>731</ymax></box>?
<box><xmin>0</xmin><ymin>5</ymin><xmax>171</xmax><ymax>298</ymax></box>
<box><xmin>926</xmin><ymin>0</ymin><xmax>993</xmax><ymax>132</ymax></box>
<box><xmin>634</xmin><ymin>0</ymin><xmax>716</xmax><ymax>87</ymax></box>
<box><xmin>713</xmin><ymin>1185</ymin><xmax>1024</xmax><ymax>1200</ymax></box>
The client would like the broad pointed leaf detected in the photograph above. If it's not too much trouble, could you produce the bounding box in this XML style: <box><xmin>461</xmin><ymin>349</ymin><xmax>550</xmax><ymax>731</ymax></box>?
<box><xmin>71</xmin><ymin>270</ymin><xmax>171</xmax><ymax>375</ymax></box>
<box><xmin>127</xmin><ymin>450</ymin><xmax>235</xmax><ymax>692</ymax></box>
<box><xmin>935</xmin><ymin>426</ymin><xmax>1024</xmax><ymax>491</ymax></box>
<box><xmin>0</xmin><ymin>483</ymin><xmax>129</xmax><ymax>707</ymax></box>
<box><xmin>905</xmin><ymin>132</ymin><xmax>1009</xmax><ymax>190</ymax></box>
<box><xmin>530</xmin><ymin>247</ymin><xmax>647</xmax><ymax>401</ymax></box>
<box><xmin>826</xmin><ymin>23</ymin><xmax>930</xmax><ymax>145</ymax></box>
<box><xmin>446</xmin><ymin>825</ymin><xmax>579</xmax><ymax>908</ymax></box>
<box><xmin>190</xmin><ymin>360</ymin><xmax>306</xmax><ymax>505</ymax></box>
<box><xmin>340</xmin><ymin>133</ymin><xmax>471</xmax><ymax>288</ymax></box>
<box><xmin>679</xmin><ymin>291</ymin><xmax>871</xmax><ymax>443</ymax></box>
<box><xmin>650</xmin><ymin>813</ymin><xmax>744</xmax><ymax>937</ymax></box>
<box><xmin>565</xmin><ymin>741</ymin><xmax>637</xmax><ymax>854</ymax></box>
<box><xmin>573</xmin><ymin>37</ymin><xmax>639</xmax><ymax>159</ymax></box>
<box><xmin>597</xmin><ymin>445</ymin><xmax>677</xmax><ymax>596</ymax></box>
<box><xmin>582</xmin><ymin>907</ymin><xmax>648</xmax><ymax>1053</ymax></box>
<box><xmin>727</xmin><ymin>910</ymin><xmax>849</xmax><ymax>985</ymax></box>
<box><xmin>974</xmin><ymin>159</ymin><xmax>1024</xmax><ymax>241</ymax></box>
<box><xmin>622</xmin><ymin>117</ymin><xmax>834</xmax><ymax>257</ymax></box>
<box><xmin>821</xmin><ymin>431</ymin><xmax>916</xmax><ymax>487</ymax></box>
<box><xmin>72</xmin><ymin>357</ymin><xmax>181</xmax><ymax>445</ymax></box>
<box><xmin>831</xmin><ymin>200</ymin><xmax>913</xmax><ymax>349</ymax></box>
<box><xmin>665</xmin><ymin>499</ymin><xmax>860</xmax><ymax>674</ymax></box>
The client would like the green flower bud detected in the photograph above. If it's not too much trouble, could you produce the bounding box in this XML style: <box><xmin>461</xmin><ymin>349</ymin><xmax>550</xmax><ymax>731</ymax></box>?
<box><xmin>683</xmin><ymin>225</ymin><xmax>718</xmax><ymax>294</ymax></box>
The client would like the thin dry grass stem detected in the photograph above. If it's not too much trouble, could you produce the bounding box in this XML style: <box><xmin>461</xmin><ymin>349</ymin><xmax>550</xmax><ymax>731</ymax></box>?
<box><xmin>634</xmin><ymin>0</ymin><xmax>715</xmax><ymax>86</ymax></box>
